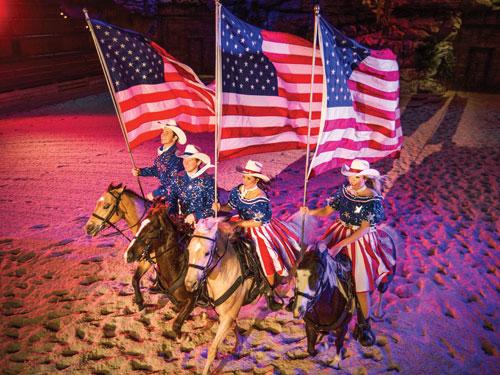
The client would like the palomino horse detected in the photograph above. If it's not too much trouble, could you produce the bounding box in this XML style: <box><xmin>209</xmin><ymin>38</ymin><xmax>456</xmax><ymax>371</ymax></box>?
<box><xmin>85</xmin><ymin>183</ymin><xmax>152</xmax><ymax>309</ymax></box>
<box><xmin>293</xmin><ymin>247</ymin><xmax>353</xmax><ymax>368</ymax></box>
<box><xmin>184</xmin><ymin>215</ymin><xmax>319</xmax><ymax>375</ymax></box>
<box><xmin>124</xmin><ymin>205</ymin><xmax>197</xmax><ymax>337</ymax></box>
<box><xmin>184</xmin><ymin>218</ymin><xmax>255</xmax><ymax>375</ymax></box>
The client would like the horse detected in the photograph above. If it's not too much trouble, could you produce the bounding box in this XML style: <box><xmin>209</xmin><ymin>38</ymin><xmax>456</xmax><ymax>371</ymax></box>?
<box><xmin>123</xmin><ymin>205</ymin><xmax>198</xmax><ymax>337</ymax></box>
<box><xmin>184</xmin><ymin>215</ymin><xmax>319</xmax><ymax>375</ymax></box>
<box><xmin>85</xmin><ymin>183</ymin><xmax>152</xmax><ymax>309</ymax></box>
<box><xmin>184</xmin><ymin>217</ymin><xmax>255</xmax><ymax>375</ymax></box>
<box><xmin>292</xmin><ymin>247</ymin><xmax>354</xmax><ymax>368</ymax></box>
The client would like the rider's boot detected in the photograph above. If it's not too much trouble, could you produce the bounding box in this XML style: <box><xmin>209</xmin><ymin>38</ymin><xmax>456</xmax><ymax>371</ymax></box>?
<box><xmin>285</xmin><ymin>296</ymin><xmax>295</xmax><ymax>312</ymax></box>
<box><xmin>265</xmin><ymin>290</ymin><xmax>283</xmax><ymax>311</ymax></box>
<box><xmin>353</xmin><ymin>317</ymin><xmax>376</xmax><ymax>347</ymax></box>
<box><xmin>261</xmin><ymin>281</ymin><xmax>282</xmax><ymax>311</ymax></box>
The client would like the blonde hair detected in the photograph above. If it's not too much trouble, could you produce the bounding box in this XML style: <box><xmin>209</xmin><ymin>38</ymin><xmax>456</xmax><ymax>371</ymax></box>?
<box><xmin>365</xmin><ymin>175</ymin><xmax>388</xmax><ymax>196</ymax></box>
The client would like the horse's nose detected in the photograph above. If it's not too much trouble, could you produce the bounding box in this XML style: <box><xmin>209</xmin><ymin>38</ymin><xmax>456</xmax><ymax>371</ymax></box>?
<box><xmin>185</xmin><ymin>279</ymin><xmax>198</xmax><ymax>292</ymax></box>
<box><xmin>85</xmin><ymin>224</ymin><xmax>95</xmax><ymax>236</ymax></box>
<box><xmin>125</xmin><ymin>249</ymin><xmax>134</xmax><ymax>263</ymax></box>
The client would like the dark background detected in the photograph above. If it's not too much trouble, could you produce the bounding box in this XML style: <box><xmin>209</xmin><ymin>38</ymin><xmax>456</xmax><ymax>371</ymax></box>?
<box><xmin>0</xmin><ymin>0</ymin><xmax>498</xmax><ymax>113</ymax></box>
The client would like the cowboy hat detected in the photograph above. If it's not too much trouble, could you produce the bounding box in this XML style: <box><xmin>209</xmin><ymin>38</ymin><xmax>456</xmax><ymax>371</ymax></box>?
<box><xmin>177</xmin><ymin>144</ymin><xmax>211</xmax><ymax>165</ymax></box>
<box><xmin>158</xmin><ymin>119</ymin><xmax>187</xmax><ymax>145</ymax></box>
<box><xmin>236</xmin><ymin>160</ymin><xmax>270</xmax><ymax>182</ymax></box>
<box><xmin>341</xmin><ymin>159</ymin><xmax>380</xmax><ymax>178</ymax></box>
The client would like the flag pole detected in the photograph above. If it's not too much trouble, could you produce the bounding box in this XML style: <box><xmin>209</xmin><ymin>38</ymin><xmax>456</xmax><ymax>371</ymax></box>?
<box><xmin>83</xmin><ymin>8</ymin><xmax>145</xmax><ymax>198</ymax></box>
<box><xmin>214</xmin><ymin>1</ymin><xmax>222</xmax><ymax>218</ymax></box>
<box><xmin>300</xmin><ymin>4</ymin><xmax>320</xmax><ymax>246</ymax></box>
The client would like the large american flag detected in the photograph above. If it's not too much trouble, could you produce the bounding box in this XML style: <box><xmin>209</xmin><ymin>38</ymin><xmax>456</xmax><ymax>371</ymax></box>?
<box><xmin>90</xmin><ymin>19</ymin><xmax>215</xmax><ymax>148</ymax></box>
<box><xmin>309</xmin><ymin>17</ymin><xmax>402</xmax><ymax>175</ymax></box>
<box><xmin>218</xmin><ymin>7</ymin><xmax>322</xmax><ymax>160</ymax></box>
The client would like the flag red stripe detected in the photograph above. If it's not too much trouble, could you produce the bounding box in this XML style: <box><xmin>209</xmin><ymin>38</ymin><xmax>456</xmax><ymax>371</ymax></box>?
<box><xmin>322</xmin><ymin>117</ymin><xmax>399</xmax><ymax>138</ymax></box>
<box><xmin>347</xmin><ymin>80</ymin><xmax>399</xmax><ymax>101</ymax></box>
<box><xmin>261</xmin><ymin>29</ymin><xmax>314</xmax><ymax>48</ymax></box>
<box><xmin>310</xmin><ymin>149</ymin><xmax>401</xmax><ymax>176</ymax></box>
<box><xmin>356</xmin><ymin>61</ymin><xmax>399</xmax><ymax>81</ymax></box>
<box><xmin>219</xmin><ymin>141</ymin><xmax>309</xmax><ymax>160</ymax></box>
<box><xmin>262</xmin><ymin>52</ymin><xmax>322</xmax><ymax>66</ymax></box>
<box><xmin>277</xmin><ymin>72</ymin><xmax>323</xmax><ymax>84</ymax></box>
<box><xmin>316</xmin><ymin>137</ymin><xmax>402</xmax><ymax>154</ymax></box>
<box><xmin>221</xmin><ymin>125</ymin><xmax>320</xmax><ymax>138</ymax></box>
<box><xmin>352</xmin><ymin>100</ymin><xmax>397</xmax><ymax>121</ymax></box>
<box><xmin>119</xmin><ymin>89</ymin><xmax>213</xmax><ymax>113</ymax></box>
<box><xmin>223</xmin><ymin>104</ymin><xmax>321</xmax><ymax>120</ymax></box>
<box><xmin>277</xmin><ymin>88</ymin><xmax>322</xmax><ymax>102</ymax></box>
<box><xmin>124</xmin><ymin>106</ymin><xmax>214</xmax><ymax>132</ymax></box>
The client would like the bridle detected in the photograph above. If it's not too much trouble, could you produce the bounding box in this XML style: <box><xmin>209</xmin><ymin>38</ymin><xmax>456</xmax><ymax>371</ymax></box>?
<box><xmin>91</xmin><ymin>188</ymin><xmax>148</xmax><ymax>242</ymax></box>
<box><xmin>294</xmin><ymin>257</ymin><xmax>328</xmax><ymax>315</ymax></box>
<box><xmin>128</xmin><ymin>215</ymin><xmax>178</xmax><ymax>264</ymax></box>
<box><xmin>187</xmin><ymin>232</ymin><xmax>228</xmax><ymax>288</ymax></box>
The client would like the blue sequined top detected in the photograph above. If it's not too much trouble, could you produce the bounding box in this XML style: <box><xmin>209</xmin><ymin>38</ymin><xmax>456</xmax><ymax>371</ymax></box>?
<box><xmin>227</xmin><ymin>185</ymin><xmax>272</xmax><ymax>224</ymax></box>
<box><xmin>328</xmin><ymin>185</ymin><xmax>385</xmax><ymax>226</ymax></box>
<box><xmin>139</xmin><ymin>145</ymin><xmax>183</xmax><ymax>198</ymax></box>
<box><xmin>166</xmin><ymin>171</ymin><xmax>215</xmax><ymax>220</ymax></box>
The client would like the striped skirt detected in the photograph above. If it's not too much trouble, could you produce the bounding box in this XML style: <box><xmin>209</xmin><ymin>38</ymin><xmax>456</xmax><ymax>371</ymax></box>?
<box><xmin>244</xmin><ymin>218</ymin><xmax>301</xmax><ymax>277</ymax></box>
<box><xmin>321</xmin><ymin>220</ymin><xmax>395</xmax><ymax>292</ymax></box>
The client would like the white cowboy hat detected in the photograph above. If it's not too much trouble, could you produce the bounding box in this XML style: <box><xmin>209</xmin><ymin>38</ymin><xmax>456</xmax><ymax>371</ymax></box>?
<box><xmin>236</xmin><ymin>160</ymin><xmax>270</xmax><ymax>182</ymax></box>
<box><xmin>341</xmin><ymin>159</ymin><xmax>380</xmax><ymax>178</ymax></box>
<box><xmin>177</xmin><ymin>144</ymin><xmax>211</xmax><ymax>165</ymax></box>
<box><xmin>158</xmin><ymin>119</ymin><xmax>187</xmax><ymax>145</ymax></box>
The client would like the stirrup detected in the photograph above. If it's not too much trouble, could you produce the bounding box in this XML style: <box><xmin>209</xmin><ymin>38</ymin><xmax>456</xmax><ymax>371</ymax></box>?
<box><xmin>265</xmin><ymin>292</ymin><xmax>282</xmax><ymax>312</ymax></box>
<box><xmin>353</xmin><ymin>318</ymin><xmax>376</xmax><ymax>347</ymax></box>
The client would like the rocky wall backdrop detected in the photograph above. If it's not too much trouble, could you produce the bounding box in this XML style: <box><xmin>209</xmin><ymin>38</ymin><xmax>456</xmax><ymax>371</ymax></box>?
<box><xmin>1</xmin><ymin>0</ymin><xmax>499</xmax><ymax>98</ymax></box>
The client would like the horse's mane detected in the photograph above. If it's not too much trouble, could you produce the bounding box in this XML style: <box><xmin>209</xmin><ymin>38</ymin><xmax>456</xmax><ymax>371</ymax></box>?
<box><xmin>108</xmin><ymin>183</ymin><xmax>146</xmax><ymax>201</ymax></box>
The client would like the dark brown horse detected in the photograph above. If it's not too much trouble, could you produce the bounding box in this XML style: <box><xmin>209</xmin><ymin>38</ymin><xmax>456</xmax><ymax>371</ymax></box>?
<box><xmin>124</xmin><ymin>205</ymin><xmax>197</xmax><ymax>337</ymax></box>
<box><xmin>292</xmin><ymin>248</ymin><xmax>354</xmax><ymax>368</ymax></box>
<box><xmin>85</xmin><ymin>183</ymin><xmax>153</xmax><ymax>309</ymax></box>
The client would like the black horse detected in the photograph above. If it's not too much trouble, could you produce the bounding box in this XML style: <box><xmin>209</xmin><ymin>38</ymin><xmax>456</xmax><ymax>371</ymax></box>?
<box><xmin>292</xmin><ymin>248</ymin><xmax>354</xmax><ymax>368</ymax></box>
<box><xmin>124</xmin><ymin>205</ymin><xmax>198</xmax><ymax>337</ymax></box>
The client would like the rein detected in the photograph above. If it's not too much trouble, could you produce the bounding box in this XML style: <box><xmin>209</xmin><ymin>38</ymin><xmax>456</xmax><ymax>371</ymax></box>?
<box><xmin>91</xmin><ymin>188</ymin><xmax>149</xmax><ymax>242</ymax></box>
<box><xmin>296</xmin><ymin>255</ymin><xmax>352</xmax><ymax>331</ymax></box>
<box><xmin>188</xmin><ymin>231</ymin><xmax>244</xmax><ymax>307</ymax></box>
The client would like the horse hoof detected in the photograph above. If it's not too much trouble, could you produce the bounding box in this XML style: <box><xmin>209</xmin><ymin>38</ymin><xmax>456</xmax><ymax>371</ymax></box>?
<box><xmin>308</xmin><ymin>349</ymin><xmax>318</xmax><ymax>357</ymax></box>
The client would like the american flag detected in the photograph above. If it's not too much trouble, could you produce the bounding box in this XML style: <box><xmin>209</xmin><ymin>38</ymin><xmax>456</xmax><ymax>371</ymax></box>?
<box><xmin>90</xmin><ymin>19</ymin><xmax>215</xmax><ymax>148</ymax></box>
<box><xmin>309</xmin><ymin>17</ymin><xmax>402</xmax><ymax>175</ymax></box>
<box><xmin>218</xmin><ymin>7</ymin><xmax>322</xmax><ymax>160</ymax></box>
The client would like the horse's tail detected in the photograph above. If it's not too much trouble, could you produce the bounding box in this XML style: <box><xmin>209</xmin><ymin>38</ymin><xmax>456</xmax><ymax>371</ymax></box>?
<box><xmin>285</xmin><ymin>211</ymin><xmax>321</xmax><ymax>247</ymax></box>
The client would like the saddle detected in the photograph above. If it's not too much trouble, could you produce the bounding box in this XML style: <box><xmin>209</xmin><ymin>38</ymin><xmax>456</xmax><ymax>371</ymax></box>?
<box><xmin>332</xmin><ymin>253</ymin><xmax>355</xmax><ymax>309</ymax></box>
<box><xmin>231</xmin><ymin>232</ymin><xmax>266</xmax><ymax>305</ymax></box>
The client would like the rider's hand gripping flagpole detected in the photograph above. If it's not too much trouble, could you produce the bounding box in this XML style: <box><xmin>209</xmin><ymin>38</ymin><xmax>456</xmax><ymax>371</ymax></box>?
<box><xmin>300</xmin><ymin>4</ymin><xmax>320</xmax><ymax>248</ymax></box>
<box><xmin>214</xmin><ymin>1</ymin><xmax>223</xmax><ymax>219</ymax></box>
<box><xmin>83</xmin><ymin>8</ymin><xmax>146</xmax><ymax>199</ymax></box>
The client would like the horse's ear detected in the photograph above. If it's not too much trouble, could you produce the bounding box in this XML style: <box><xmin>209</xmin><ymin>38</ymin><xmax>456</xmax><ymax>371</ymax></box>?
<box><xmin>108</xmin><ymin>182</ymin><xmax>123</xmax><ymax>192</ymax></box>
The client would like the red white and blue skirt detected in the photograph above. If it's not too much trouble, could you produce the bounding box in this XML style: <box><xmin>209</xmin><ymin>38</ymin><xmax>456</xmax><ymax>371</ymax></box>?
<box><xmin>321</xmin><ymin>220</ymin><xmax>395</xmax><ymax>292</ymax></box>
<box><xmin>243</xmin><ymin>218</ymin><xmax>301</xmax><ymax>277</ymax></box>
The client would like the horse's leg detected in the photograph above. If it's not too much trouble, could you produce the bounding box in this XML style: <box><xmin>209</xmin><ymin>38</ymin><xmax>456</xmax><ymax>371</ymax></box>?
<box><xmin>331</xmin><ymin>323</ymin><xmax>349</xmax><ymax>369</ymax></box>
<box><xmin>172</xmin><ymin>296</ymin><xmax>196</xmax><ymax>338</ymax></box>
<box><xmin>305</xmin><ymin>322</ymin><xmax>318</xmax><ymax>356</ymax></box>
<box><xmin>373</xmin><ymin>291</ymin><xmax>385</xmax><ymax>320</ymax></box>
<box><xmin>232</xmin><ymin>321</ymin><xmax>244</xmax><ymax>355</ymax></box>
<box><xmin>132</xmin><ymin>260</ymin><xmax>151</xmax><ymax>310</ymax></box>
<box><xmin>203</xmin><ymin>315</ymin><xmax>234</xmax><ymax>375</ymax></box>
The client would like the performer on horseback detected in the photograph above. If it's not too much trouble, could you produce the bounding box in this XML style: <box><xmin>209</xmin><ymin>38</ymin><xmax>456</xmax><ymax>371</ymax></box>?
<box><xmin>166</xmin><ymin>144</ymin><xmax>215</xmax><ymax>225</ymax></box>
<box><xmin>131</xmin><ymin>120</ymin><xmax>186</xmax><ymax>201</ymax></box>
<box><xmin>301</xmin><ymin>159</ymin><xmax>395</xmax><ymax>346</ymax></box>
<box><xmin>213</xmin><ymin>160</ymin><xmax>301</xmax><ymax>311</ymax></box>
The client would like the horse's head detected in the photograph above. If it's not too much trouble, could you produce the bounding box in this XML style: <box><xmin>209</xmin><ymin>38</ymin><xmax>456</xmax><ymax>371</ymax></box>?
<box><xmin>184</xmin><ymin>217</ymin><xmax>222</xmax><ymax>292</ymax></box>
<box><xmin>293</xmin><ymin>245</ymin><xmax>327</xmax><ymax>319</ymax></box>
<box><xmin>85</xmin><ymin>184</ymin><xmax>125</xmax><ymax>236</ymax></box>
<box><xmin>123</xmin><ymin>205</ymin><xmax>172</xmax><ymax>263</ymax></box>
